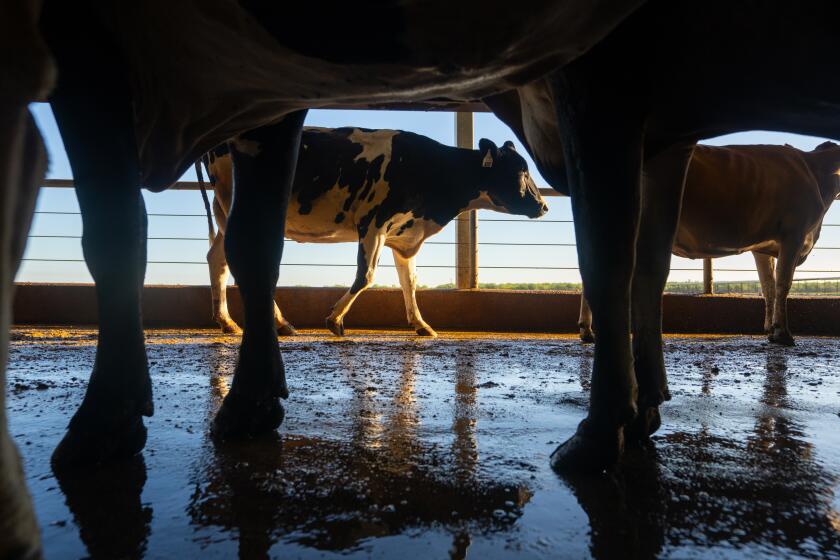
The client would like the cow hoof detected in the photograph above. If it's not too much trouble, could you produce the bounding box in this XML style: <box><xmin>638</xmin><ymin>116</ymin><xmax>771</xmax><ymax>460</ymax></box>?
<box><xmin>51</xmin><ymin>415</ymin><xmax>147</xmax><ymax>472</ymax></box>
<box><xmin>415</xmin><ymin>326</ymin><xmax>438</xmax><ymax>337</ymax></box>
<box><xmin>326</xmin><ymin>317</ymin><xmax>345</xmax><ymax>337</ymax></box>
<box><xmin>550</xmin><ymin>419</ymin><xmax>623</xmax><ymax>474</ymax></box>
<box><xmin>211</xmin><ymin>392</ymin><xmax>285</xmax><ymax>440</ymax></box>
<box><xmin>579</xmin><ymin>328</ymin><xmax>595</xmax><ymax>344</ymax></box>
<box><xmin>220</xmin><ymin>322</ymin><xmax>242</xmax><ymax>335</ymax></box>
<box><xmin>624</xmin><ymin>406</ymin><xmax>661</xmax><ymax>443</ymax></box>
<box><xmin>768</xmin><ymin>329</ymin><xmax>795</xmax><ymax>346</ymax></box>
<box><xmin>277</xmin><ymin>322</ymin><xmax>297</xmax><ymax>337</ymax></box>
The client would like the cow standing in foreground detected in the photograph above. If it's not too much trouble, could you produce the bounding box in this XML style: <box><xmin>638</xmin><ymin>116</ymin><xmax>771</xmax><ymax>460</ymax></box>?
<box><xmin>203</xmin><ymin>127</ymin><xmax>547</xmax><ymax>338</ymax></box>
<box><xmin>8</xmin><ymin>4</ymin><xmax>840</xmax><ymax>553</ymax></box>
<box><xmin>480</xmin><ymin>1</ymin><xmax>840</xmax><ymax>473</ymax></box>
<box><xmin>577</xmin><ymin>142</ymin><xmax>840</xmax><ymax>345</ymax></box>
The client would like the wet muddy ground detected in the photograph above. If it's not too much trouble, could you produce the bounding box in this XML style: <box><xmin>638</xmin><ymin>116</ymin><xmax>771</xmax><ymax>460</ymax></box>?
<box><xmin>6</xmin><ymin>327</ymin><xmax>840</xmax><ymax>559</ymax></box>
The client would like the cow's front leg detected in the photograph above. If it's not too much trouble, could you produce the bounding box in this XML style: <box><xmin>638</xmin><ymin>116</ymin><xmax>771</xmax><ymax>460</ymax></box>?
<box><xmin>47</xmin><ymin>33</ymin><xmax>151</xmax><ymax>468</ymax></box>
<box><xmin>768</xmin><ymin>242</ymin><xmax>800</xmax><ymax>346</ymax></box>
<box><xmin>392</xmin><ymin>250</ymin><xmax>436</xmax><ymax>337</ymax></box>
<box><xmin>212</xmin><ymin>111</ymin><xmax>307</xmax><ymax>439</ymax></box>
<box><xmin>578</xmin><ymin>293</ymin><xmax>594</xmax><ymax>343</ymax></box>
<box><xmin>627</xmin><ymin>144</ymin><xmax>694</xmax><ymax>442</ymax></box>
<box><xmin>550</xmin><ymin>86</ymin><xmax>643</xmax><ymax>472</ymax></box>
<box><xmin>753</xmin><ymin>252</ymin><xmax>776</xmax><ymax>334</ymax></box>
<box><xmin>326</xmin><ymin>234</ymin><xmax>384</xmax><ymax>336</ymax></box>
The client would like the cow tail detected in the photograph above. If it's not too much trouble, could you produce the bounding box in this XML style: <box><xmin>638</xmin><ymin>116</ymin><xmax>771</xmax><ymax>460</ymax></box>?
<box><xmin>195</xmin><ymin>158</ymin><xmax>216</xmax><ymax>247</ymax></box>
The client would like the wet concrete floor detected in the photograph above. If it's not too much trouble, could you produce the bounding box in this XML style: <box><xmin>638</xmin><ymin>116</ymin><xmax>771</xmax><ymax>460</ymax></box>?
<box><xmin>6</xmin><ymin>327</ymin><xmax>840</xmax><ymax>559</ymax></box>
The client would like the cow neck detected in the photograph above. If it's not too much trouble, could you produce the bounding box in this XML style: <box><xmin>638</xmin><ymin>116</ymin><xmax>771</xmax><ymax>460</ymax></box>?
<box><xmin>803</xmin><ymin>148</ymin><xmax>840</xmax><ymax>206</ymax></box>
<box><xmin>438</xmin><ymin>146</ymin><xmax>485</xmax><ymax>218</ymax></box>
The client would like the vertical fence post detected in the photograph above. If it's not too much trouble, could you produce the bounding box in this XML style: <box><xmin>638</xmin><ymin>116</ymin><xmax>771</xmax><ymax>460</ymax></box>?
<box><xmin>703</xmin><ymin>258</ymin><xmax>714</xmax><ymax>294</ymax></box>
<box><xmin>455</xmin><ymin>112</ymin><xmax>478</xmax><ymax>289</ymax></box>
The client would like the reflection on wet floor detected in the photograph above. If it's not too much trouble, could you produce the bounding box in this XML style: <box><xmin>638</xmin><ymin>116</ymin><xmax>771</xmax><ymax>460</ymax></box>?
<box><xmin>6</xmin><ymin>328</ymin><xmax>840</xmax><ymax>558</ymax></box>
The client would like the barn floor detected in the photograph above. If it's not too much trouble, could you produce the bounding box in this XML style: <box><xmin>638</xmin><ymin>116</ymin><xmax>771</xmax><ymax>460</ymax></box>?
<box><xmin>6</xmin><ymin>328</ymin><xmax>840</xmax><ymax>559</ymax></box>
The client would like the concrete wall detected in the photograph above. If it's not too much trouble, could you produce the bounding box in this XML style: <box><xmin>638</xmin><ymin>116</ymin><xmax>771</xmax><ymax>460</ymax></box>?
<box><xmin>12</xmin><ymin>283</ymin><xmax>840</xmax><ymax>335</ymax></box>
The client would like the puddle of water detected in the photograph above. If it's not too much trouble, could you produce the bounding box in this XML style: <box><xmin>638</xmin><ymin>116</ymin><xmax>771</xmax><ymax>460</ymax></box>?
<box><xmin>6</xmin><ymin>328</ymin><xmax>840</xmax><ymax>558</ymax></box>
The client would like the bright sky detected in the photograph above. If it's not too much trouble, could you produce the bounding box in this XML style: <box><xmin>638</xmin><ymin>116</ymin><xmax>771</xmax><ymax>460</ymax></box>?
<box><xmin>21</xmin><ymin>103</ymin><xmax>840</xmax><ymax>288</ymax></box>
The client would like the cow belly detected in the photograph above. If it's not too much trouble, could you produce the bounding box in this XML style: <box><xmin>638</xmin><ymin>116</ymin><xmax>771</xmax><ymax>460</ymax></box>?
<box><xmin>285</xmin><ymin>186</ymin><xmax>362</xmax><ymax>243</ymax></box>
<box><xmin>672</xmin><ymin>232</ymin><xmax>780</xmax><ymax>259</ymax></box>
<box><xmin>285</xmin><ymin>217</ymin><xmax>358</xmax><ymax>244</ymax></box>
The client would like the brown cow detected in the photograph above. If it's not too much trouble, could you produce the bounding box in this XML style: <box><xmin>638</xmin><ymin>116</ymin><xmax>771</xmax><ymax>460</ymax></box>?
<box><xmin>578</xmin><ymin>142</ymin><xmax>840</xmax><ymax>346</ymax></box>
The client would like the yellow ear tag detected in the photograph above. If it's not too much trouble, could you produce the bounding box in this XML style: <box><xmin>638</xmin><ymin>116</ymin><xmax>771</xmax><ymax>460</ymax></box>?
<box><xmin>482</xmin><ymin>150</ymin><xmax>494</xmax><ymax>168</ymax></box>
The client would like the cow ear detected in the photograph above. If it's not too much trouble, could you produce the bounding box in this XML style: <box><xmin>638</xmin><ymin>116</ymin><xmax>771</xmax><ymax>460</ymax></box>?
<box><xmin>479</xmin><ymin>138</ymin><xmax>497</xmax><ymax>168</ymax></box>
<box><xmin>502</xmin><ymin>140</ymin><xmax>516</xmax><ymax>151</ymax></box>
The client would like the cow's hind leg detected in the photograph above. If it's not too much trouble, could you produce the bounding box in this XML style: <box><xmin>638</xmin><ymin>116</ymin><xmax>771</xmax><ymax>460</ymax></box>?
<box><xmin>208</xmin><ymin>214</ymin><xmax>294</xmax><ymax>336</ymax></box>
<box><xmin>46</xmin><ymin>13</ymin><xmax>152</xmax><ymax>468</ymax></box>
<box><xmin>325</xmin><ymin>234</ymin><xmax>384</xmax><ymax>336</ymax></box>
<box><xmin>393</xmin><ymin>250</ymin><xmax>436</xmax><ymax>337</ymax></box>
<box><xmin>627</xmin><ymin>144</ymin><xmax>694</xmax><ymax>442</ymax></box>
<box><xmin>273</xmin><ymin>299</ymin><xmax>296</xmax><ymax>337</ymax></box>
<box><xmin>208</xmin><ymin>230</ymin><xmax>242</xmax><ymax>334</ymax></box>
<box><xmin>753</xmin><ymin>252</ymin><xmax>775</xmax><ymax>334</ymax></box>
<box><xmin>0</xmin><ymin>109</ymin><xmax>47</xmax><ymax>560</ymax></box>
<box><xmin>578</xmin><ymin>293</ymin><xmax>594</xmax><ymax>343</ymax></box>
<box><xmin>768</xmin><ymin>242</ymin><xmax>801</xmax><ymax>346</ymax></box>
<box><xmin>549</xmin><ymin>76</ymin><xmax>642</xmax><ymax>473</ymax></box>
<box><xmin>212</xmin><ymin>111</ymin><xmax>307</xmax><ymax>439</ymax></box>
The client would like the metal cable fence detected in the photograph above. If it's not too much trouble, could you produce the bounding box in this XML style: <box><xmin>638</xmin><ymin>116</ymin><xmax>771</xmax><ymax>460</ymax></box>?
<box><xmin>17</xmin><ymin>183</ymin><xmax>840</xmax><ymax>295</ymax></box>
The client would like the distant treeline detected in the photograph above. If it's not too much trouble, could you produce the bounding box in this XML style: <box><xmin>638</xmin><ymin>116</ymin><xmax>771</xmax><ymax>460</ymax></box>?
<box><xmin>323</xmin><ymin>280</ymin><xmax>840</xmax><ymax>295</ymax></box>
<box><xmin>434</xmin><ymin>280</ymin><xmax>840</xmax><ymax>295</ymax></box>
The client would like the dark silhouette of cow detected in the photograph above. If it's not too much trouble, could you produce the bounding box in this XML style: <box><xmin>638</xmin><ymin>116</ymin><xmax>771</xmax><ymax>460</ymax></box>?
<box><xmin>5</xmin><ymin>2</ymin><xmax>840</xmax><ymax>555</ymax></box>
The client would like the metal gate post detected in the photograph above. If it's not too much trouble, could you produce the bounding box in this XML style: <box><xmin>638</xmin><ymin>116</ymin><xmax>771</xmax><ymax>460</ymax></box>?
<box><xmin>455</xmin><ymin>112</ymin><xmax>478</xmax><ymax>289</ymax></box>
<box><xmin>703</xmin><ymin>258</ymin><xmax>714</xmax><ymax>294</ymax></box>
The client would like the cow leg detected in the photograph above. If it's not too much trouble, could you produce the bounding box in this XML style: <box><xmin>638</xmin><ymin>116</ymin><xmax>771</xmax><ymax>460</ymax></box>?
<box><xmin>549</xmin><ymin>86</ymin><xmax>643</xmax><ymax>472</ymax></box>
<box><xmin>768</xmin><ymin>242</ymin><xmax>800</xmax><ymax>346</ymax></box>
<box><xmin>208</xmin><ymin>231</ymin><xmax>241</xmax><ymax>334</ymax></box>
<box><xmin>208</xmin><ymin>219</ymin><xmax>294</xmax><ymax>336</ymax></box>
<box><xmin>46</xmin><ymin>17</ymin><xmax>152</xmax><ymax>468</ymax></box>
<box><xmin>272</xmin><ymin>297</ymin><xmax>296</xmax><ymax>337</ymax></box>
<box><xmin>326</xmin><ymin>234</ymin><xmax>385</xmax><ymax>336</ymax></box>
<box><xmin>0</xmin><ymin>109</ymin><xmax>47</xmax><ymax>560</ymax></box>
<box><xmin>392</xmin><ymin>250</ymin><xmax>436</xmax><ymax>337</ymax></box>
<box><xmin>1</xmin><ymin>1</ymin><xmax>54</xmax><ymax>553</ymax></box>
<box><xmin>753</xmin><ymin>252</ymin><xmax>776</xmax><ymax>334</ymax></box>
<box><xmin>212</xmin><ymin>111</ymin><xmax>307</xmax><ymax>439</ymax></box>
<box><xmin>627</xmin><ymin>144</ymin><xmax>694</xmax><ymax>442</ymax></box>
<box><xmin>578</xmin><ymin>293</ymin><xmax>595</xmax><ymax>343</ymax></box>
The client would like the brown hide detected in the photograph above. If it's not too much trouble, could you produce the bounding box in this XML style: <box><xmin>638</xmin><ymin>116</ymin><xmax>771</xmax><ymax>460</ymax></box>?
<box><xmin>674</xmin><ymin>144</ymin><xmax>840</xmax><ymax>261</ymax></box>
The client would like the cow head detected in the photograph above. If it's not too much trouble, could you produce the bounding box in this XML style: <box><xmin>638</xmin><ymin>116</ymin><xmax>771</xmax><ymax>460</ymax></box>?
<box><xmin>807</xmin><ymin>141</ymin><xmax>840</xmax><ymax>201</ymax></box>
<box><xmin>476</xmin><ymin>139</ymin><xmax>548</xmax><ymax>218</ymax></box>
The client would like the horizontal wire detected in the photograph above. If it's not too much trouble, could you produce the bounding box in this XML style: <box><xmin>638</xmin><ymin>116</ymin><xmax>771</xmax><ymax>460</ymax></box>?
<box><xmin>32</xmin><ymin>211</ymin><xmax>840</xmax><ymax>229</ymax></box>
<box><xmin>19</xmin><ymin>258</ymin><xmax>571</xmax><ymax>269</ymax></box>
<box><xmin>26</xmin><ymin>234</ymin><xmax>840</xmax><ymax>252</ymax></box>
<box><xmin>26</xmin><ymin>234</ymin><xmax>578</xmax><ymax>247</ymax></box>
<box><xmin>18</xmin><ymin>258</ymin><xmax>840</xmax><ymax>275</ymax></box>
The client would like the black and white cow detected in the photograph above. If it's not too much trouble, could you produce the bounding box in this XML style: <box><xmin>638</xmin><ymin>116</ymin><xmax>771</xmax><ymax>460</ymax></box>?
<box><xmin>203</xmin><ymin>127</ymin><xmax>548</xmax><ymax>337</ymax></box>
